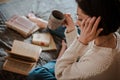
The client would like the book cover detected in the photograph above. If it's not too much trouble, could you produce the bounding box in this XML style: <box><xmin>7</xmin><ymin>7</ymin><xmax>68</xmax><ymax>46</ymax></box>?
<box><xmin>3</xmin><ymin>57</ymin><xmax>36</xmax><ymax>75</ymax></box>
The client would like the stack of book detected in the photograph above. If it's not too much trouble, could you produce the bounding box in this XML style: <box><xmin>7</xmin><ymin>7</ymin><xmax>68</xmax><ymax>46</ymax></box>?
<box><xmin>3</xmin><ymin>40</ymin><xmax>42</xmax><ymax>75</ymax></box>
<box><xmin>32</xmin><ymin>33</ymin><xmax>57</xmax><ymax>51</ymax></box>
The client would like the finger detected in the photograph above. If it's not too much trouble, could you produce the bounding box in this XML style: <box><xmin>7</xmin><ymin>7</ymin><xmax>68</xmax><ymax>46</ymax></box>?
<box><xmin>64</xmin><ymin>24</ymin><xmax>68</xmax><ymax>28</ymax></box>
<box><xmin>67</xmin><ymin>13</ymin><xmax>71</xmax><ymax>17</ymax></box>
<box><xmin>64</xmin><ymin>13</ymin><xmax>69</xmax><ymax>16</ymax></box>
<box><xmin>65</xmin><ymin>14</ymin><xmax>72</xmax><ymax>22</ymax></box>
<box><xmin>75</xmin><ymin>21</ymin><xmax>81</xmax><ymax>28</ymax></box>
<box><xmin>62</xmin><ymin>40</ymin><xmax>67</xmax><ymax>46</ymax></box>
<box><xmin>91</xmin><ymin>16</ymin><xmax>101</xmax><ymax>33</ymax></box>
<box><xmin>62</xmin><ymin>40</ymin><xmax>66</xmax><ymax>43</ymax></box>
<box><xmin>95</xmin><ymin>28</ymin><xmax>103</xmax><ymax>37</ymax></box>
<box><xmin>85</xmin><ymin>18</ymin><xmax>91</xmax><ymax>28</ymax></box>
<box><xmin>81</xmin><ymin>19</ymin><xmax>86</xmax><ymax>29</ymax></box>
<box><xmin>87</xmin><ymin>17</ymin><xmax>96</xmax><ymax>31</ymax></box>
<box><xmin>64</xmin><ymin>15</ymin><xmax>69</xmax><ymax>25</ymax></box>
<box><xmin>84</xmin><ymin>18</ymin><xmax>91</xmax><ymax>29</ymax></box>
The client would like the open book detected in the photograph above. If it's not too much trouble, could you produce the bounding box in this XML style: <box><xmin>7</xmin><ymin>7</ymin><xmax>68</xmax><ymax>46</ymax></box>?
<box><xmin>3</xmin><ymin>40</ymin><xmax>42</xmax><ymax>75</ymax></box>
<box><xmin>5</xmin><ymin>15</ymin><xmax>39</xmax><ymax>37</ymax></box>
<box><xmin>32</xmin><ymin>33</ymin><xmax>57</xmax><ymax>51</ymax></box>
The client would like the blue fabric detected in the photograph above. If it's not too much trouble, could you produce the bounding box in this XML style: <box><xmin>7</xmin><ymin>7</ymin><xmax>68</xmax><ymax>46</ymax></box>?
<box><xmin>28</xmin><ymin>61</ymin><xmax>56</xmax><ymax>80</ymax></box>
<box><xmin>42</xmin><ymin>60</ymin><xmax>56</xmax><ymax>75</ymax></box>
<box><xmin>47</xmin><ymin>26</ymin><xmax>80</xmax><ymax>39</ymax></box>
<box><xmin>47</xmin><ymin>26</ymin><xmax>66</xmax><ymax>39</ymax></box>
<box><xmin>76</xmin><ymin>26</ymin><xmax>81</xmax><ymax>35</ymax></box>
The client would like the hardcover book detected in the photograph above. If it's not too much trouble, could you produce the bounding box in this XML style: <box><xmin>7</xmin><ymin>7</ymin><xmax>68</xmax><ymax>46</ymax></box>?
<box><xmin>32</xmin><ymin>33</ymin><xmax>57</xmax><ymax>51</ymax></box>
<box><xmin>3</xmin><ymin>40</ymin><xmax>42</xmax><ymax>75</ymax></box>
<box><xmin>32</xmin><ymin>33</ymin><xmax>51</xmax><ymax>47</ymax></box>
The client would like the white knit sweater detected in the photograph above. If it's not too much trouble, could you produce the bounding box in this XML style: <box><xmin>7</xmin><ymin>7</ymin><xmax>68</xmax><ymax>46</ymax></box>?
<box><xmin>55</xmin><ymin>28</ymin><xmax>120</xmax><ymax>80</ymax></box>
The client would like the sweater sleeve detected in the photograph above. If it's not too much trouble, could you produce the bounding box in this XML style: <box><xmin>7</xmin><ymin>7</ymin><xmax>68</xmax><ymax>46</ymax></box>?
<box><xmin>64</xmin><ymin>26</ymin><xmax>78</xmax><ymax>47</ymax></box>
<box><xmin>55</xmin><ymin>39</ymin><xmax>114</xmax><ymax>80</ymax></box>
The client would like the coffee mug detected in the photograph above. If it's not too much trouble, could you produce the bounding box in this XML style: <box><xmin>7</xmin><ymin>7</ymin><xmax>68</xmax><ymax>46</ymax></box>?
<box><xmin>47</xmin><ymin>10</ymin><xmax>65</xmax><ymax>30</ymax></box>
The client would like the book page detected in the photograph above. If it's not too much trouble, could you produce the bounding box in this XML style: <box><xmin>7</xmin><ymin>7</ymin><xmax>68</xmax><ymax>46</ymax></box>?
<box><xmin>32</xmin><ymin>33</ymin><xmax>51</xmax><ymax>47</ymax></box>
<box><xmin>5</xmin><ymin>15</ymin><xmax>37</xmax><ymax>37</ymax></box>
<box><xmin>10</xmin><ymin>40</ymin><xmax>42</xmax><ymax>61</ymax></box>
<box><xmin>3</xmin><ymin>57</ymin><xmax>36</xmax><ymax>75</ymax></box>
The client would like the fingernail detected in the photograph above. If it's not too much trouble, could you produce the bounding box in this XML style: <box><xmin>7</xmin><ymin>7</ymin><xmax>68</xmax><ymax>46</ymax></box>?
<box><xmin>101</xmin><ymin>28</ymin><xmax>103</xmax><ymax>31</ymax></box>
<box><xmin>98</xmin><ymin>16</ymin><xmax>101</xmax><ymax>19</ymax></box>
<box><xmin>92</xmin><ymin>16</ymin><xmax>96</xmax><ymax>19</ymax></box>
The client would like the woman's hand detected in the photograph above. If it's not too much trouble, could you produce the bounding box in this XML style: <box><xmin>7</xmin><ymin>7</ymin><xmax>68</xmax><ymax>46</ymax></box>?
<box><xmin>57</xmin><ymin>40</ymin><xmax>67</xmax><ymax>59</ymax></box>
<box><xmin>78</xmin><ymin>17</ymin><xmax>103</xmax><ymax>45</ymax></box>
<box><xmin>64</xmin><ymin>14</ymin><xmax>75</xmax><ymax>33</ymax></box>
<box><xmin>61</xmin><ymin>40</ymin><xmax>67</xmax><ymax>49</ymax></box>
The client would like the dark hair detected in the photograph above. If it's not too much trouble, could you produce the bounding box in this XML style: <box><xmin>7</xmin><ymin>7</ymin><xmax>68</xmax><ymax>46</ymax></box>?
<box><xmin>76</xmin><ymin>0</ymin><xmax>120</xmax><ymax>36</ymax></box>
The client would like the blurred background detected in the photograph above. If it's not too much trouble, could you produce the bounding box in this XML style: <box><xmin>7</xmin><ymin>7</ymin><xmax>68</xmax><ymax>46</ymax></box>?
<box><xmin>0</xmin><ymin>0</ymin><xmax>77</xmax><ymax>21</ymax></box>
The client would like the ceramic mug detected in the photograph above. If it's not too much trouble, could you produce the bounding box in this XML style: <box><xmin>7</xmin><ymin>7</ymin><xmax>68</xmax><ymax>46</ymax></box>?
<box><xmin>47</xmin><ymin>10</ymin><xmax>65</xmax><ymax>30</ymax></box>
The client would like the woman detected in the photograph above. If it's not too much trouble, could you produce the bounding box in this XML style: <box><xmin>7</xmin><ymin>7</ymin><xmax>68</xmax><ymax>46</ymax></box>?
<box><xmin>28</xmin><ymin>0</ymin><xmax>120</xmax><ymax>80</ymax></box>
<box><xmin>55</xmin><ymin>0</ymin><xmax>120</xmax><ymax>80</ymax></box>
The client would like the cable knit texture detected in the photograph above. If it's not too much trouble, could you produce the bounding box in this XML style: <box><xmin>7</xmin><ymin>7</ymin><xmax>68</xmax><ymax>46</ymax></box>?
<box><xmin>64</xmin><ymin>26</ymin><xmax>79</xmax><ymax>47</ymax></box>
<box><xmin>55</xmin><ymin>29</ymin><xmax>120</xmax><ymax>80</ymax></box>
